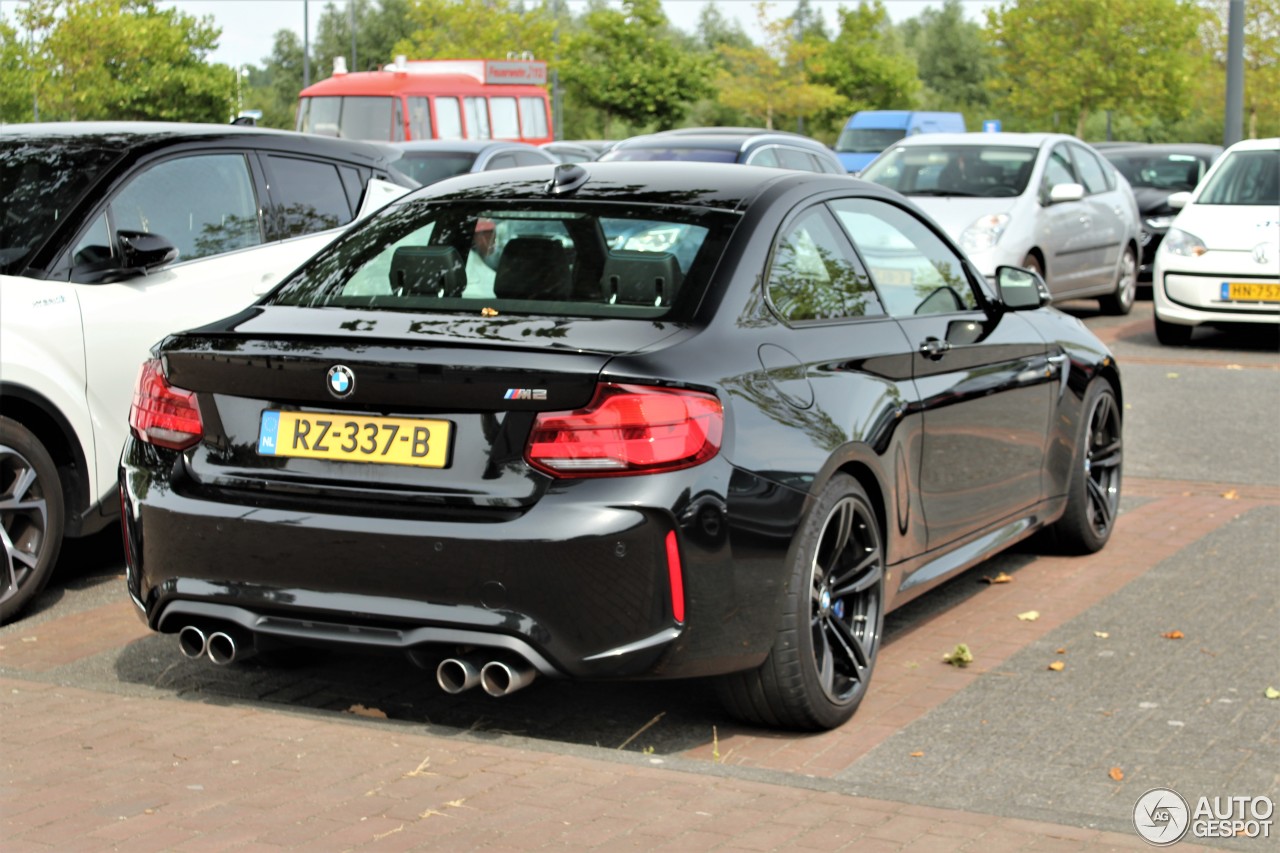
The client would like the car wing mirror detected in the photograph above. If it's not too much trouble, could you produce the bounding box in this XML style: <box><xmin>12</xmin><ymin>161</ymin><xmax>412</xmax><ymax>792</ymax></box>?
<box><xmin>1167</xmin><ymin>190</ymin><xmax>1192</xmax><ymax>210</ymax></box>
<box><xmin>995</xmin><ymin>264</ymin><xmax>1050</xmax><ymax>311</ymax></box>
<box><xmin>118</xmin><ymin>229</ymin><xmax>178</xmax><ymax>272</ymax></box>
<box><xmin>1048</xmin><ymin>182</ymin><xmax>1085</xmax><ymax>204</ymax></box>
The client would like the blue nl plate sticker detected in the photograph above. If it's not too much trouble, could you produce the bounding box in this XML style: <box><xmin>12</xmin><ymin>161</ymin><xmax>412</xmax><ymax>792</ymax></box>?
<box><xmin>258</xmin><ymin>410</ymin><xmax>281</xmax><ymax>455</ymax></box>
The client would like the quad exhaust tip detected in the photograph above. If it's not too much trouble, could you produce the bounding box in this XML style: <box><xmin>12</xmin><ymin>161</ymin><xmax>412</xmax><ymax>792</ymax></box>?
<box><xmin>480</xmin><ymin>657</ymin><xmax>537</xmax><ymax>697</ymax></box>
<box><xmin>436</xmin><ymin>652</ymin><xmax>538</xmax><ymax>697</ymax></box>
<box><xmin>177</xmin><ymin>625</ymin><xmax>207</xmax><ymax>659</ymax></box>
<box><xmin>177</xmin><ymin>625</ymin><xmax>254</xmax><ymax>665</ymax></box>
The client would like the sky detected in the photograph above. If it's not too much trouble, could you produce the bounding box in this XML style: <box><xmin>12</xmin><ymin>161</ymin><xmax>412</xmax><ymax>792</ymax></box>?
<box><xmin>135</xmin><ymin>0</ymin><xmax>998</xmax><ymax>70</ymax></box>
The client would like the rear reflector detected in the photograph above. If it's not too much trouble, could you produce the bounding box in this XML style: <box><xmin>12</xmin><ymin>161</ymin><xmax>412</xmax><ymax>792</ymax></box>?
<box><xmin>129</xmin><ymin>358</ymin><xmax>203</xmax><ymax>450</ymax></box>
<box><xmin>665</xmin><ymin>529</ymin><xmax>685</xmax><ymax>623</ymax></box>
<box><xmin>525</xmin><ymin>383</ymin><xmax>723</xmax><ymax>477</ymax></box>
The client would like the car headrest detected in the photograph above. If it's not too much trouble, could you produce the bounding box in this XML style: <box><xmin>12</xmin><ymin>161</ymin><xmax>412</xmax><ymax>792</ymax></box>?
<box><xmin>493</xmin><ymin>237</ymin><xmax>572</xmax><ymax>300</ymax></box>
<box><xmin>389</xmin><ymin>246</ymin><xmax>465</xmax><ymax>297</ymax></box>
<box><xmin>602</xmin><ymin>250</ymin><xmax>681</xmax><ymax>306</ymax></box>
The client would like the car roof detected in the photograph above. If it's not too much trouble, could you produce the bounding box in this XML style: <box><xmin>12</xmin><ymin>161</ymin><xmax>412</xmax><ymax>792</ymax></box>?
<box><xmin>391</xmin><ymin>139</ymin><xmax>545</xmax><ymax>154</ymax></box>
<box><xmin>615</xmin><ymin>129</ymin><xmax>831</xmax><ymax>153</ymax></box>
<box><xmin>1221</xmin><ymin>136</ymin><xmax>1280</xmax><ymax>153</ymax></box>
<box><xmin>404</xmin><ymin>160</ymin><xmax>868</xmax><ymax>212</ymax></box>
<box><xmin>1099</xmin><ymin>142</ymin><xmax>1224</xmax><ymax>157</ymax></box>
<box><xmin>883</xmin><ymin>132</ymin><xmax>1078</xmax><ymax>149</ymax></box>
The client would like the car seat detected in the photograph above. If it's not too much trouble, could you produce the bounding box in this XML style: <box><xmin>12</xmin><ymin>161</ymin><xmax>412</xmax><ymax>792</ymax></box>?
<box><xmin>389</xmin><ymin>245</ymin><xmax>465</xmax><ymax>297</ymax></box>
<box><xmin>601</xmin><ymin>251</ymin><xmax>682</xmax><ymax>306</ymax></box>
<box><xmin>493</xmin><ymin>237</ymin><xmax>573</xmax><ymax>300</ymax></box>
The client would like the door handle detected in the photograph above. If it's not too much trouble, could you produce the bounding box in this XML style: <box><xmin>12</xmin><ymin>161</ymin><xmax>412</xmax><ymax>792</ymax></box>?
<box><xmin>920</xmin><ymin>337</ymin><xmax>951</xmax><ymax>360</ymax></box>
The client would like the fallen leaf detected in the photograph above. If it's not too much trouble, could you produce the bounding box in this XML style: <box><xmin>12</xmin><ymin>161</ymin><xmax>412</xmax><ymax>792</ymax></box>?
<box><xmin>1265</xmin><ymin>687</ymin><xmax>1280</xmax><ymax>700</ymax></box>
<box><xmin>345</xmin><ymin>704</ymin><xmax>388</xmax><ymax>719</ymax></box>
<box><xmin>1162</xmin><ymin>630</ymin><xmax>1184</xmax><ymax>640</ymax></box>
<box><xmin>1056</xmin><ymin>647</ymin><xmax>1067</xmax><ymax>654</ymax></box>
<box><xmin>982</xmin><ymin>572</ymin><xmax>1014</xmax><ymax>584</ymax></box>
<box><xmin>1047</xmin><ymin>661</ymin><xmax>1066</xmax><ymax>672</ymax></box>
<box><xmin>1221</xmin><ymin>489</ymin><xmax>1239</xmax><ymax>500</ymax></box>
<box><xmin>480</xmin><ymin>306</ymin><xmax>499</xmax><ymax>317</ymax></box>
<box><xmin>1109</xmin><ymin>767</ymin><xmax>1124</xmax><ymax>781</ymax></box>
<box><xmin>910</xmin><ymin>751</ymin><xmax>925</xmax><ymax>758</ymax></box>
<box><xmin>1094</xmin><ymin>631</ymin><xmax>1110</xmax><ymax>639</ymax></box>
<box><xmin>942</xmin><ymin>643</ymin><xmax>974</xmax><ymax>667</ymax></box>
<box><xmin>1016</xmin><ymin>610</ymin><xmax>1040</xmax><ymax>621</ymax></box>
<box><xmin>1166</xmin><ymin>372</ymin><xmax>1180</xmax><ymax>379</ymax></box>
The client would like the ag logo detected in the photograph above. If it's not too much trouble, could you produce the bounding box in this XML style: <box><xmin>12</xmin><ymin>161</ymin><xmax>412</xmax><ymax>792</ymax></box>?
<box><xmin>326</xmin><ymin>365</ymin><xmax>356</xmax><ymax>399</ymax></box>
<box><xmin>1134</xmin><ymin>787</ymin><xmax>1190</xmax><ymax>846</ymax></box>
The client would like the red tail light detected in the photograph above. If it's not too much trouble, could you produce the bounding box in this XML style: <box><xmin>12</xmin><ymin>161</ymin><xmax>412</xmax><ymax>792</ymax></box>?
<box><xmin>129</xmin><ymin>358</ymin><xmax>203</xmax><ymax>450</ymax></box>
<box><xmin>526</xmin><ymin>383</ymin><xmax>723</xmax><ymax>477</ymax></box>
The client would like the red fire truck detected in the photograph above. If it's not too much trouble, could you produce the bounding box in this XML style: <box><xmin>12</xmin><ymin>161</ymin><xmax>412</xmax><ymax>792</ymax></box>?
<box><xmin>296</xmin><ymin>57</ymin><xmax>553</xmax><ymax>145</ymax></box>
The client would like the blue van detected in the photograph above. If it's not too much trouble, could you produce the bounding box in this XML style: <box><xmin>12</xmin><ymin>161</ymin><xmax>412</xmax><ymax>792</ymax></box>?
<box><xmin>834</xmin><ymin>110</ymin><xmax>966</xmax><ymax>173</ymax></box>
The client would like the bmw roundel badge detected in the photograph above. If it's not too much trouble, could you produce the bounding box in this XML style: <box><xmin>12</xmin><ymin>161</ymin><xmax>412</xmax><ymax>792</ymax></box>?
<box><xmin>326</xmin><ymin>364</ymin><xmax>355</xmax><ymax>399</ymax></box>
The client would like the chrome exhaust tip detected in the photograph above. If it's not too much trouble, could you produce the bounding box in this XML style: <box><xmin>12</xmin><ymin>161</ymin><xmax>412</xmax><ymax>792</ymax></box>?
<box><xmin>480</xmin><ymin>657</ymin><xmax>537</xmax><ymax>697</ymax></box>
<box><xmin>177</xmin><ymin>625</ymin><xmax>207</xmax><ymax>660</ymax></box>
<box><xmin>437</xmin><ymin>655</ymin><xmax>484</xmax><ymax>694</ymax></box>
<box><xmin>206</xmin><ymin>630</ymin><xmax>254</xmax><ymax>665</ymax></box>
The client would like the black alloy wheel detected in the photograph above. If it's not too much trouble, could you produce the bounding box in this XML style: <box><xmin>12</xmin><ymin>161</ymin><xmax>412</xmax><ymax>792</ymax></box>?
<box><xmin>1049</xmin><ymin>380</ymin><xmax>1123</xmax><ymax>554</ymax></box>
<box><xmin>718</xmin><ymin>474</ymin><xmax>885</xmax><ymax>730</ymax></box>
<box><xmin>0</xmin><ymin>417</ymin><xmax>64</xmax><ymax>622</ymax></box>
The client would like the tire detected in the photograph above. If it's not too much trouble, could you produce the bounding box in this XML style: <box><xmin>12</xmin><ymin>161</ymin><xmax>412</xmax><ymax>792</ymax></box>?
<box><xmin>1021</xmin><ymin>253</ymin><xmax>1043</xmax><ymax>280</ymax></box>
<box><xmin>1099</xmin><ymin>246</ymin><xmax>1137</xmax><ymax>315</ymax></box>
<box><xmin>1154</xmin><ymin>315</ymin><xmax>1193</xmax><ymax>346</ymax></box>
<box><xmin>717</xmin><ymin>474</ymin><xmax>885</xmax><ymax>730</ymax></box>
<box><xmin>1047</xmin><ymin>380</ymin><xmax>1122</xmax><ymax>554</ymax></box>
<box><xmin>0</xmin><ymin>417</ymin><xmax>65</xmax><ymax>623</ymax></box>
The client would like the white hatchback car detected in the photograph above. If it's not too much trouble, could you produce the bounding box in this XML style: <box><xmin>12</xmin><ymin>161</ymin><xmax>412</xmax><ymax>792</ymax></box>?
<box><xmin>0</xmin><ymin>122</ymin><xmax>414</xmax><ymax>621</ymax></box>
<box><xmin>1152</xmin><ymin>137</ymin><xmax>1280</xmax><ymax>345</ymax></box>
<box><xmin>859</xmin><ymin>132</ymin><xmax>1142</xmax><ymax>314</ymax></box>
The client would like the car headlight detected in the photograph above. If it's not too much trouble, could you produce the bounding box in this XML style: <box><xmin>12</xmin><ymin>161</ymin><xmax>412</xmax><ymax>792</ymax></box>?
<box><xmin>960</xmin><ymin>214</ymin><xmax>1010</xmax><ymax>254</ymax></box>
<box><xmin>1143</xmin><ymin>215</ymin><xmax>1176</xmax><ymax>230</ymax></box>
<box><xmin>1161</xmin><ymin>227</ymin><xmax>1207</xmax><ymax>257</ymax></box>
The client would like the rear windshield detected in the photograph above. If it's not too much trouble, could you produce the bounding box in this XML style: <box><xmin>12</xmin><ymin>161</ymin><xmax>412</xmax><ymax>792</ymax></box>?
<box><xmin>1195</xmin><ymin>149</ymin><xmax>1279</xmax><ymax>206</ymax></box>
<box><xmin>1103</xmin><ymin>151</ymin><xmax>1212</xmax><ymax>190</ymax></box>
<box><xmin>395</xmin><ymin>151</ymin><xmax>479</xmax><ymax>185</ymax></box>
<box><xmin>1</xmin><ymin>135</ymin><xmax>124</xmax><ymax>274</ymax></box>
<box><xmin>269</xmin><ymin>199</ymin><xmax>740</xmax><ymax>320</ymax></box>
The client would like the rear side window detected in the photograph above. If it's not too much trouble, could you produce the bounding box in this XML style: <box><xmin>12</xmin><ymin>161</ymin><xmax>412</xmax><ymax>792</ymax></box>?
<box><xmin>265</xmin><ymin>155</ymin><xmax>354</xmax><ymax>238</ymax></box>
<box><xmin>110</xmin><ymin>153</ymin><xmax>262</xmax><ymax>261</ymax></box>
<box><xmin>270</xmin><ymin>200</ymin><xmax>738</xmax><ymax>320</ymax></box>
<box><xmin>766</xmin><ymin>206</ymin><xmax>882</xmax><ymax>322</ymax></box>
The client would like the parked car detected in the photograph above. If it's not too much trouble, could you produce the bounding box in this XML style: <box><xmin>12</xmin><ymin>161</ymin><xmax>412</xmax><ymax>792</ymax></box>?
<box><xmin>0</xmin><ymin>122</ymin><xmax>416</xmax><ymax>622</ymax></box>
<box><xmin>834</xmin><ymin>110</ymin><xmax>966</xmax><ymax>173</ymax></box>
<box><xmin>540</xmin><ymin>140</ymin><xmax>616</xmax><ymax>163</ymax></box>
<box><xmin>1100</xmin><ymin>143</ymin><xmax>1223</xmax><ymax>280</ymax></box>
<box><xmin>120</xmin><ymin>161</ymin><xmax>1123</xmax><ymax>731</ymax></box>
<box><xmin>1152</xmin><ymin>136</ymin><xmax>1279</xmax><ymax>345</ymax></box>
<box><xmin>859</xmin><ymin>132</ymin><xmax>1142</xmax><ymax>314</ymax></box>
<box><xmin>600</xmin><ymin>127</ymin><xmax>847</xmax><ymax>174</ymax></box>
<box><xmin>391</xmin><ymin>139</ymin><xmax>558</xmax><ymax>185</ymax></box>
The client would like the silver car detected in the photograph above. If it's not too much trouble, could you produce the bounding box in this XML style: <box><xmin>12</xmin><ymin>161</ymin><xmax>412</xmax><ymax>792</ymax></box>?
<box><xmin>860</xmin><ymin>132</ymin><xmax>1142</xmax><ymax>314</ymax></box>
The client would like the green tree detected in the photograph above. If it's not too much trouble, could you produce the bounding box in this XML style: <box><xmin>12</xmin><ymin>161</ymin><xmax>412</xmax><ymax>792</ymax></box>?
<box><xmin>394</xmin><ymin>0</ymin><xmax>556</xmax><ymax>62</ymax></box>
<box><xmin>1203</xmin><ymin>0</ymin><xmax>1280</xmax><ymax>139</ymax></box>
<box><xmin>13</xmin><ymin>0</ymin><xmax>232</xmax><ymax>122</ymax></box>
<box><xmin>715</xmin><ymin>2</ymin><xmax>844</xmax><ymax>134</ymax></box>
<box><xmin>809</xmin><ymin>1</ymin><xmax>918</xmax><ymax>134</ymax></box>
<box><xmin>314</xmin><ymin>0</ymin><xmax>418</xmax><ymax>73</ymax></box>
<box><xmin>986</xmin><ymin>0</ymin><xmax>1207</xmax><ymax>138</ymax></box>
<box><xmin>562</xmin><ymin>0</ymin><xmax>713</xmax><ymax>135</ymax></box>
<box><xmin>0</xmin><ymin>20</ymin><xmax>35</xmax><ymax>122</ymax></box>
<box><xmin>903</xmin><ymin>0</ymin><xmax>993</xmax><ymax>111</ymax></box>
<box><xmin>684</xmin><ymin>4</ymin><xmax>753</xmax><ymax>128</ymax></box>
<box><xmin>244</xmin><ymin>30</ymin><xmax>309</xmax><ymax>129</ymax></box>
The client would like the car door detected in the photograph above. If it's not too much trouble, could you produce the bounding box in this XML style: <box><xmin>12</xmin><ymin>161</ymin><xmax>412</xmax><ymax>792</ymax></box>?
<box><xmin>1070</xmin><ymin>142</ymin><xmax>1130</xmax><ymax>284</ymax></box>
<box><xmin>1038</xmin><ymin>143</ymin><xmax>1095</xmax><ymax>295</ymax></box>
<box><xmin>829</xmin><ymin>197</ymin><xmax>1056</xmax><ymax>554</ymax></box>
<box><xmin>70</xmin><ymin>149</ymin><xmax>358</xmax><ymax>505</ymax></box>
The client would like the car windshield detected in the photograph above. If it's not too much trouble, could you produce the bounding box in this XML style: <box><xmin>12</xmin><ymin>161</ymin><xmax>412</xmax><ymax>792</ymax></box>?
<box><xmin>1195</xmin><ymin>149</ymin><xmax>1279</xmax><ymax>206</ymax></box>
<box><xmin>860</xmin><ymin>144</ymin><xmax>1038</xmax><ymax>198</ymax></box>
<box><xmin>601</xmin><ymin>146</ymin><xmax>739</xmax><ymax>164</ymax></box>
<box><xmin>834</xmin><ymin>128</ymin><xmax>907</xmax><ymax>154</ymax></box>
<box><xmin>0</xmin><ymin>135</ymin><xmax>125</xmax><ymax>274</ymax></box>
<box><xmin>269</xmin><ymin>199</ymin><xmax>740</xmax><ymax>320</ymax></box>
<box><xmin>1103</xmin><ymin>151</ymin><xmax>1209</xmax><ymax>190</ymax></box>
<box><xmin>396</xmin><ymin>151</ymin><xmax>481</xmax><ymax>185</ymax></box>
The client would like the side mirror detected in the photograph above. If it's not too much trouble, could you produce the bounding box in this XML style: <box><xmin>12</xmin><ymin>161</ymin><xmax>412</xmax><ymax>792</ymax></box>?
<box><xmin>118</xmin><ymin>230</ymin><xmax>179</xmax><ymax>272</ymax></box>
<box><xmin>996</xmin><ymin>264</ymin><xmax>1050</xmax><ymax>311</ymax></box>
<box><xmin>1167</xmin><ymin>191</ymin><xmax>1192</xmax><ymax>210</ymax></box>
<box><xmin>1048</xmin><ymin>182</ymin><xmax>1085</xmax><ymax>204</ymax></box>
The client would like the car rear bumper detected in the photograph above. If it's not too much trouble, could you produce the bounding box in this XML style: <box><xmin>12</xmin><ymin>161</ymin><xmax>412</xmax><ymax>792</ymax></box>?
<box><xmin>120</xmin><ymin>444</ymin><xmax>805</xmax><ymax>681</ymax></box>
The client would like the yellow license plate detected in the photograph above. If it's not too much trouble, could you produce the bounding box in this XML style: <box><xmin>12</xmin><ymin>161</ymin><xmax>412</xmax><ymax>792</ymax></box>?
<box><xmin>257</xmin><ymin>411</ymin><xmax>452</xmax><ymax>468</ymax></box>
<box><xmin>1223</xmin><ymin>282</ymin><xmax>1280</xmax><ymax>302</ymax></box>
